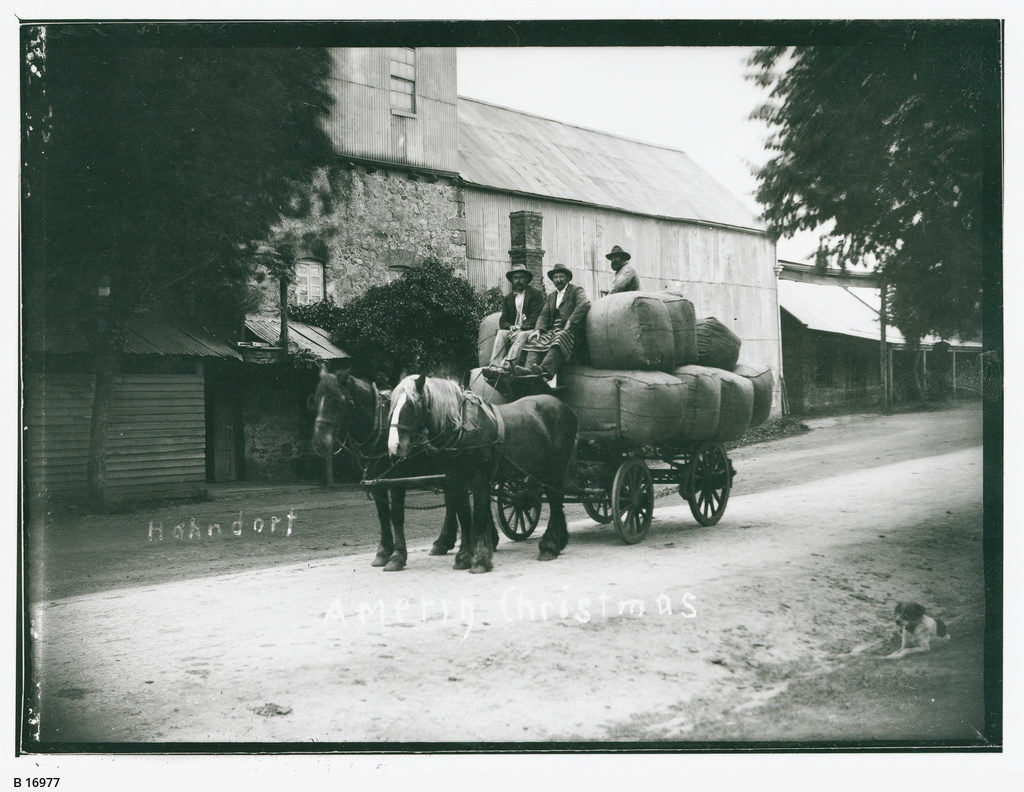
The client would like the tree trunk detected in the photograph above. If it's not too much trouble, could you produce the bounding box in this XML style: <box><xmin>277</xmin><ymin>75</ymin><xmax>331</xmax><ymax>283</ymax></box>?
<box><xmin>86</xmin><ymin>309</ymin><xmax>118</xmax><ymax>509</ymax></box>
<box><xmin>904</xmin><ymin>337</ymin><xmax>922</xmax><ymax>402</ymax></box>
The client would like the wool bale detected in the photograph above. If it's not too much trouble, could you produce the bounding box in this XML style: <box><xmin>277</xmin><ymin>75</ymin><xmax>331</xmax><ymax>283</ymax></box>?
<box><xmin>696</xmin><ymin>317</ymin><xmax>742</xmax><ymax>371</ymax></box>
<box><xmin>671</xmin><ymin>365</ymin><xmax>723</xmax><ymax>442</ymax></box>
<box><xmin>653</xmin><ymin>291</ymin><xmax>699</xmax><ymax>367</ymax></box>
<box><xmin>560</xmin><ymin>366</ymin><xmax>684</xmax><ymax>445</ymax></box>
<box><xmin>586</xmin><ymin>292</ymin><xmax>675</xmax><ymax>371</ymax></box>
<box><xmin>713</xmin><ymin>368</ymin><xmax>755</xmax><ymax>442</ymax></box>
<box><xmin>733</xmin><ymin>363</ymin><xmax>774</xmax><ymax>428</ymax></box>
<box><xmin>477</xmin><ymin>312</ymin><xmax>501</xmax><ymax>368</ymax></box>
<box><xmin>468</xmin><ymin>367</ymin><xmax>506</xmax><ymax>405</ymax></box>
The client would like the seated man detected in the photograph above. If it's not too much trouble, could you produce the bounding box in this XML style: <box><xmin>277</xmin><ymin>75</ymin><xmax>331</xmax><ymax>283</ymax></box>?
<box><xmin>489</xmin><ymin>264</ymin><xmax>545</xmax><ymax>370</ymax></box>
<box><xmin>519</xmin><ymin>263</ymin><xmax>591</xmax><ymax>382</ymax></box>
<box><xmin>606</xmin><ymin>245</ymin><xmax>640</xmax><ymax>293</ymax></box>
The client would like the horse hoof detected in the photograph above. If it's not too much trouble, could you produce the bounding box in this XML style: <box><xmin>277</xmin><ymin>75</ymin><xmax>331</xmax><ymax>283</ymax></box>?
<box><xmin>453</xmin><ymin>556</ymin><xmax>471</xmax><ymax>571</ymax></box>
<box><xmin>383</xmin><ymin>558</ymin><xmax>406</xmax><ymax>572</ymax></box>
<box><xmin>538</xmin><ymin>549</ymin><xmax>559</xmax><ymax>561</ymax></box>
<box><xmin>470</xmin><ymin>563</ymin><xmax>492</xmax><ymax>574</ymax></box>
<box><xmin>371</xmin><ymin>555</ymin><xmax>389</xmax><ymax>567</ymax></box>
<box><xmin>430</xmin><ymin>543</ymin><xmax>451</xmax><ymax>556</ymax></box>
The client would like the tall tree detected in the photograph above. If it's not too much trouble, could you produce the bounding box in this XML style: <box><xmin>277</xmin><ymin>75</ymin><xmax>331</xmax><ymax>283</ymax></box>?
<box><xmin>23</xmin><ymin>24</ymin><xmax>336</xmax><ymax>505</ymax></box>
<box><xmin>749</xmin><ymin>30</ymin><xmax>999</xmax><ymax>345</ymax></box>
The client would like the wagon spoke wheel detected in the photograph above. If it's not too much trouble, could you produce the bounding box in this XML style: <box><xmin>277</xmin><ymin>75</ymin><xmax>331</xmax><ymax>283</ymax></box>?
<box><xmin>611</xmin><ymin>459</ymin><xmax>653</xmax><ymax>544</ymax></box>
<box><xmin>582</xmin><ymin>496</ymin><xmax>612</xmax><ymax>524</ymax></box>
<box><xmin>495</xmin><ymin>476</ymin><xmax>542</xmax><ymax>541</ymax></box>
<box><xmin>687</xmin><ymin>442</ymin><xmax>731</xmax><ymax>526</ymax></box>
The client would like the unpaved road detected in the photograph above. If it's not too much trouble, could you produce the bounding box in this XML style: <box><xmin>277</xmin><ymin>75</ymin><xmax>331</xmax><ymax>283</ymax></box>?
<box><xmin>27</xmin><ymin>404</ymin><xmax>990</xmax><ymax>745</ymax></box>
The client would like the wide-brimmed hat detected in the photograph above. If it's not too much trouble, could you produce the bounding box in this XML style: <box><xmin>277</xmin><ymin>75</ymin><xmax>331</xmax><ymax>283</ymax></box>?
<box><xmin>605</xmin><ymin>245</ymin><xmax>631</xmax><ymax>262</ymax></box>
<box><xmin>547</xmin><ymin>264</ymin><xmax>573</xmax><ymax>282</ymax></box>
<box><xmin>505</xmin><ymin>264</ymin><xmax>534</xmax><ymax>283</ymax></box>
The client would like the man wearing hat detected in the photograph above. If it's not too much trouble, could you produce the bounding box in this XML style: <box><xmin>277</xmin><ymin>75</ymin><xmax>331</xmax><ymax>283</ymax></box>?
<box><xmin>606</xmin><ymin>245</ymin><xmax>640</xmax><ymax>294</ymax></box>
<box><xmin>518</xmin><ymin>264</ymin><xmax>591</xmax><ymax>382</ymax></box>
<box><xmin>488</xmin><ymin>264</ymin><xmax>545</xmax><ymax>370</ymax></box>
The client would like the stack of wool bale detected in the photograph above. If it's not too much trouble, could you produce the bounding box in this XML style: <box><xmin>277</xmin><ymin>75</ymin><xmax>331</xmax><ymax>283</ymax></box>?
<box><xmin>471</xmin><ymin>290</ymin><xmax>773</xmax><ymax>445</ymax></box>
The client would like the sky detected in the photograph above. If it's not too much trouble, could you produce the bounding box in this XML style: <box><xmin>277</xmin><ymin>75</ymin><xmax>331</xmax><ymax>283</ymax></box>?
<box><xmin>456</xmin><ymin>46</ymin><xmax>822</xmax><ymax>263</ymax></box>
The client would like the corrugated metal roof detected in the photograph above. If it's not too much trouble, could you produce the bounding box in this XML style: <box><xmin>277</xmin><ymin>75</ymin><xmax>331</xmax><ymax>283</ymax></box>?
<box><xmin>244</xmin><ymin>317</ymin><xmax>350</xmax><ymax>361</ymax></box>
<box><xmin>458</xmin><ymin>98</ymin><xmax>765</xmax><ymax>232</ymax></box>
<box><xmin>26</xmin><ymin>316</ymin><xmax>242</xmax><ymax>359</ymax></box>
<box><xmin>122</xmin><ymin>319</ymin><xmax>241</xmax><ymax>358</ymax></box>
<box><xmin>779</xmin><ymin>279</ymin><xmax>982</xmax><ymax>349</ymax></box>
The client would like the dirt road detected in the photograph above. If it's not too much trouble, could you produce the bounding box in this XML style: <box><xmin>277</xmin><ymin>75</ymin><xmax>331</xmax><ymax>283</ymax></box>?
<box><xmin>27</xmin><ymin>404</ymin><xmax>990</xmax><ymax>745</ymax></box>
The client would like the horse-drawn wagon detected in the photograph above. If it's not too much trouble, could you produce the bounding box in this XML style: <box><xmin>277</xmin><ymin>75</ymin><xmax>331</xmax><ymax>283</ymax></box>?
<box><xmin>483</xmin><ymin>373</ymin><xmax>735</xmax><ymax>547</ymax></box>
<box><xmin>310</xmin><ymin>289</ymin><xmax>771</xmax><ymax>574</ymax></box>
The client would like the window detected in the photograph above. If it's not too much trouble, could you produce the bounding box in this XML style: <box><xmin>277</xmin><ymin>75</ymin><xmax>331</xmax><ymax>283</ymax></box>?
<box><xmin>295</xmin><ymin>261</ymin><xmax>324</xmax><ymax>306</ymax></box>
<box><xmin>389</xmin><ymin>48</ymin><xmax>416</xmax><ymax>114</ymax></box>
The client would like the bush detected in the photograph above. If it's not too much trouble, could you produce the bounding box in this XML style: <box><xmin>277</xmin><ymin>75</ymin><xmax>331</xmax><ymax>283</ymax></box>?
<box><xmin>289</xmin><ymin>297</ymin><xmax>342</xmax><ymax>330</ymax></box>
<box><xmin>326</xmin><ymin>260</ymin><xmax>492</xmax><ymax>384</ymax></box>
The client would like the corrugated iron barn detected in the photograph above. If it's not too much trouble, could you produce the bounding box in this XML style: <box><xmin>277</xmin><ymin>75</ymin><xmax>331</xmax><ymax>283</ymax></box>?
<box><xmin>277</xmin><ymin>46</ymin><xmax>781</xmax><ymax>403</ymax></box>
<box><xmin>457</xmin><ymin>97</ymin><xmax>780</xmax><ymax>383</ymax></box>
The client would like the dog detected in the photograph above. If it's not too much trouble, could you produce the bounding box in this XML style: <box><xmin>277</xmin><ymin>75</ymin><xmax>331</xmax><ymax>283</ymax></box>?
<box><xmin>886</xmin><ymin>601</ymin><xmax>950</xmax><ymax>659</ymax></box>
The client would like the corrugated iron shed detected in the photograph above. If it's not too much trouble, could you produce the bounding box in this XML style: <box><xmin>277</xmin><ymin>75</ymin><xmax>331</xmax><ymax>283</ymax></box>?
<box><xmin>458</xmin><ymin>97</ymin><xmax>764</xmax><ymax>232</ymax></box>
<box><xmin>779</xmin><ymin>279</ymin><xmax>982</xmax><ymax>349</ymax></box>
<box><xmin>244</xmin><ymin>317</ymin><xmax>350</xmax><ymax>361</ymax></box>
<box><xmin>26</xmin><ymin>316</ymin><xmax>242</xmax><ymax>359</ymax></box>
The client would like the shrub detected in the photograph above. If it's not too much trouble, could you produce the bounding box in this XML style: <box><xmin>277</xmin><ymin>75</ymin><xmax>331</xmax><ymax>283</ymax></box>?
<box><xmin>328</xmin><ymin>260</ymin><xmax>490</xmax><ymax>384</ymax></box>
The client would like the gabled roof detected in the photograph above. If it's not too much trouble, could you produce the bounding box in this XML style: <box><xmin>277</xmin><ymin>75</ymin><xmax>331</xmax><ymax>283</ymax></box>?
<box><xmin>27</xmin><ymin>316</ymin><xmax>242</xmax><ymax>359</ymax></box>
<box><xmin>457</xmin><ymin>97</ymin><xmax>764</xmax><ymax>232</ymax></box>
<box><xmin>244</xmin><ymin>317</ymin><xmax>350</xmax><ymax>361</ymax></box>
<box><xmin>778</xmin><ymin>279</ymin><xmax>981</xmax><ymax>349</ymax></box>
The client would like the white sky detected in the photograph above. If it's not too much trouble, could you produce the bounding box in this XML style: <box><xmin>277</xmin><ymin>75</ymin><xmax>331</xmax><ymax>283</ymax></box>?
<box><xmin>456</xmin><ymin>46</ymin><xmax>821</xmax><ymax>263</ymax></box>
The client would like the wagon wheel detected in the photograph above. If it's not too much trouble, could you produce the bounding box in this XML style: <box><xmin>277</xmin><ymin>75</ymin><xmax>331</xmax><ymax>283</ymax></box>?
<box><xmin>582</xmin><ymin>496</ymin><xmax>612</xmax><ymax>524</ymax></box>
<box><xmin>687</xmin><ymin>442</ymin><xmax>732</xmax><ymax>526</ymax></box>
<box><xmin>611</xmin><ymin>459</ymin><xmax>654</xmax><ymax>544</ymax></box>
<box><xmin>495</xmin><ymin>476</ymin><xmax>542</xmax><ymax>541</ymax></box>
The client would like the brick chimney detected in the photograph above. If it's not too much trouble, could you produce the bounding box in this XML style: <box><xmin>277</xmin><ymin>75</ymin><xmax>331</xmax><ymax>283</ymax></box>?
<box><xmin>508</xmin><ymin>210</ymin><xmax>545</xmax><ymax>289</ymax></box>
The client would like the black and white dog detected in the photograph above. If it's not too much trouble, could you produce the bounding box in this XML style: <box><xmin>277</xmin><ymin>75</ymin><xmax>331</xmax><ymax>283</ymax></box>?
<box><xmin>886</xmin><ymin>601</ymin><xmax>950</xmax><ymax>659</ymax></box>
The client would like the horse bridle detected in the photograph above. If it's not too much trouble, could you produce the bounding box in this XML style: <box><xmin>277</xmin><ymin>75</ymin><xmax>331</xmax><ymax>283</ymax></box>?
<box><xmin>316</xmin><ymin>382</ymin><xmax>389</xmax><ymax>459</ymax></box>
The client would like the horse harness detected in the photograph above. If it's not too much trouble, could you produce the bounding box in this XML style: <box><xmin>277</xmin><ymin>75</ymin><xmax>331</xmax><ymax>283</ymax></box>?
<box><xmin>394</xmin><ymin>388</ymin><xmax>506</xmax><ymax>456</ymax></box>
<box><xmin>319</xmin><ymin>382</ymin><xmax>391</xmax><ymax>462</ymax></box>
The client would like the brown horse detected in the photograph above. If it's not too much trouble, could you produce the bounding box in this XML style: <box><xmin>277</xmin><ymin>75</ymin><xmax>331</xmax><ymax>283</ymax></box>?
<box><xmin>309</xmin><ymin>369</ymin><xmax>470</xmax><ymax>571</ymax></box>
<box><xmin>387</xmin><ymin>374</ymin><xmax>577</xmax><ymax>573</ymax></box>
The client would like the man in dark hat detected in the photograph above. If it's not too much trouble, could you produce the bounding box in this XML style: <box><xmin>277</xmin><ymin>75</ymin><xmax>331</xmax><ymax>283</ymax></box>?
<box><xmin>518</xmin><ymin>264</ymin><xmax>591</xmax><ymax>383</ymax></box>
<box><xmin>606</xmin><ymin>245</ymin><xmax>639</xmax><ymax>294</ymax></box>
<box><xmin>488</xmin><ymin>264</ymin><xmax>545</xmax><ymax>370</ymax></box>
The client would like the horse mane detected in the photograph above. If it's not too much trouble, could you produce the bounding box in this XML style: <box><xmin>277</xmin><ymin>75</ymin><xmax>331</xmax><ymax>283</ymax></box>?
<box><xmin>390</xmin><ymin>375</ymin><xmax>466</xmax><ymax>437</ymax></box>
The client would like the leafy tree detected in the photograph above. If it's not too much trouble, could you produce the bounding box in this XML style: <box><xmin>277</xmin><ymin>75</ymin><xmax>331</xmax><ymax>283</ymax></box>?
<box><xmin>23</xmin><ymin>25</ymin><xmax>336</xmax><ymax>504</ymax></box>
<box><xmin>749</xmin><ymin>32</ymin><xmax>998</xmax><ymax>346</ymax></box>
<box><xmin>326</xmin><ymin>260</ymin><xmax>491</xmax><ymax>384</ymax></box>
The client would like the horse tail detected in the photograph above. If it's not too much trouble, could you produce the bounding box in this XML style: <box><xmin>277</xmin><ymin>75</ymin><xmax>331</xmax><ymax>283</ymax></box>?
<box><xmin>564</xmin><ymin>433</ymin><xmax>578</xmax><ymax>478</ymax></box>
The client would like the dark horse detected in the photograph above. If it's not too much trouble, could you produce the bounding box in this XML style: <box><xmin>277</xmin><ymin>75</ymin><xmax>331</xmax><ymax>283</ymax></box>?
<box><xmin>388</xmin><ymin>374</ymin><xmax>577</xmax><ymax>573</ymax></box>
<box><xmin>309</xmin><ymin>368</ymin><xmax>472</xmax><ymax>571</ymax></box>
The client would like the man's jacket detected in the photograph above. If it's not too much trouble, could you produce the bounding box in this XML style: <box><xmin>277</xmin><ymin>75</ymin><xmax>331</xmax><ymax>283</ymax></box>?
<box><xmin>535</xmin><ymin>283</ymin><xmax>591</xmax><ymax>334</ymax></box>
<box><xmin>498</xmin><ymin>286</ymin><xmax>545</xmax><ymax>330</ymax></box>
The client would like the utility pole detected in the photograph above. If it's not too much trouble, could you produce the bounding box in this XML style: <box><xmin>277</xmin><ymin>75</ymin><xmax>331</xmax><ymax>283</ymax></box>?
<box><xmin>879</xmin><ymin>274</ymin><xmax>891</xmax><ymax>412</ymax></box>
